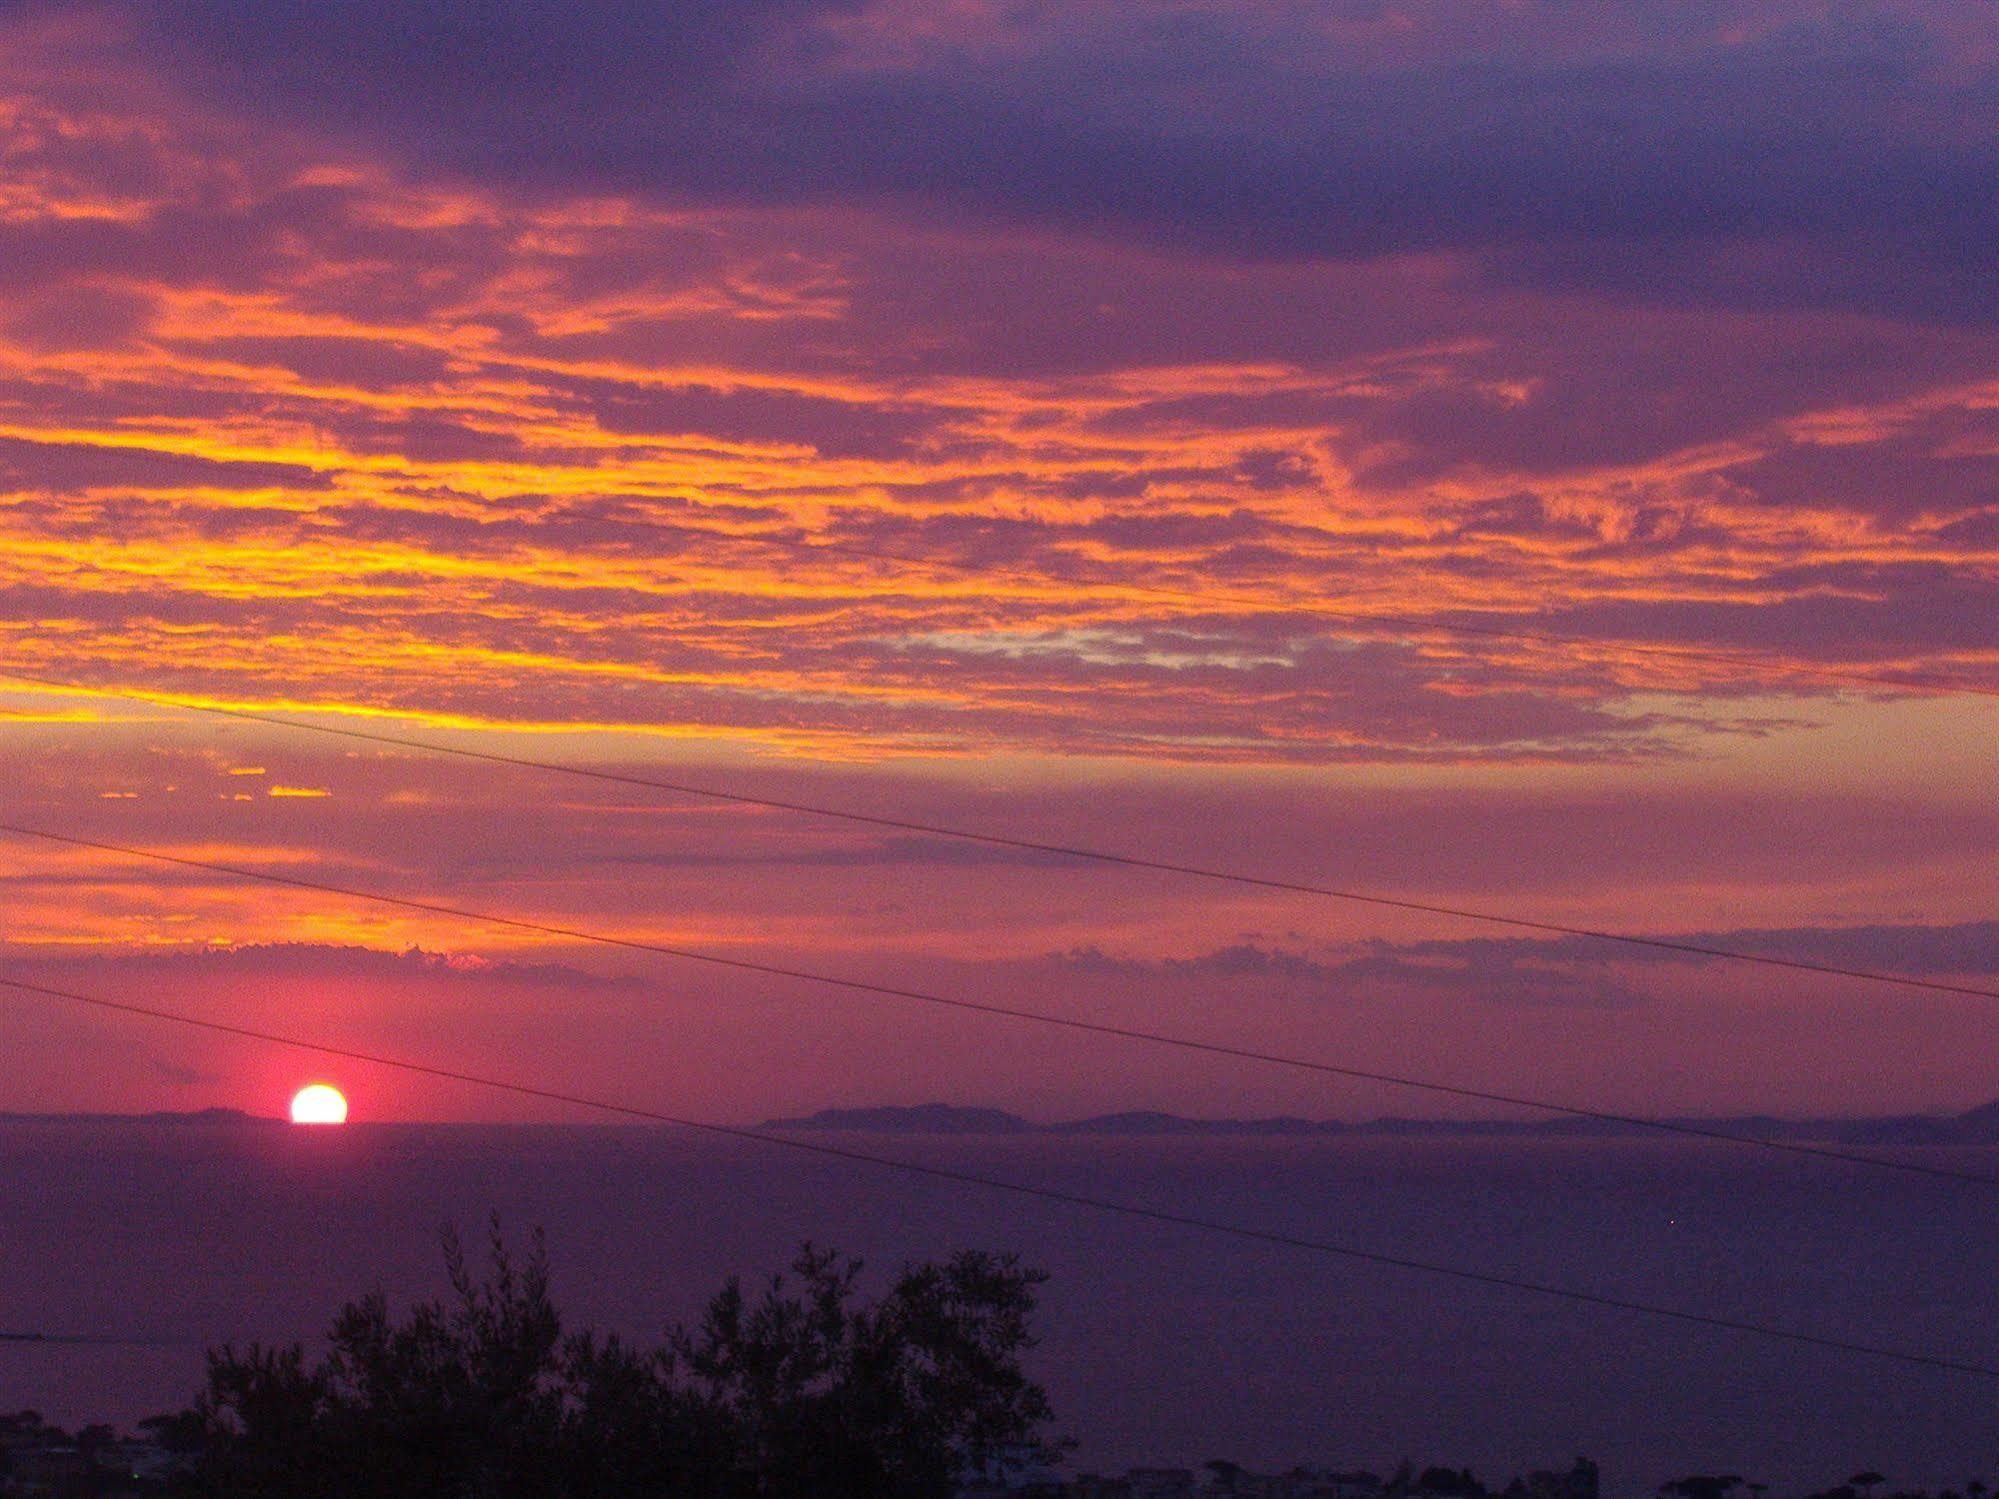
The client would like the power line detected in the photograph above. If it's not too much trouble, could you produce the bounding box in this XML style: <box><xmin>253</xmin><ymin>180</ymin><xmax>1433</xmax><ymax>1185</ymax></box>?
<box><xmin>0</xmin><ymin>669</ymin><xmax>1991</xmax><ymax>1006</ymax></box>
<box><xmin>3</xmin><ymin>819</ymin><xmax>1995</xmax><ymax>1191</ymax></box>
<box><xmin>624</xmin><ymin>514</ymin><xmax>1999</xmax><ymax>701</ymax></box>
<box><xmin>3</xmin><ymin>972</ymin><xmax>1993</xmax><ymax>1380</ymax></box>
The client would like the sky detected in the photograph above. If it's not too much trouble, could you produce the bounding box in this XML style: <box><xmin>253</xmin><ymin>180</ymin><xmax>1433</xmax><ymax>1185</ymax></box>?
<box><xmin>0</xmin><ymin>0</ymin><xmax>1993</xmax><ymax>1124</ymax></box>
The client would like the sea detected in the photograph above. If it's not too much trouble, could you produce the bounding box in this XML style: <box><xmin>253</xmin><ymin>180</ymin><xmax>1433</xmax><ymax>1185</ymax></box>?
<box><xmin>2</xmin><ymin>1121</ymin><xmax>1994</xmax><ymax>1496</ymax></box>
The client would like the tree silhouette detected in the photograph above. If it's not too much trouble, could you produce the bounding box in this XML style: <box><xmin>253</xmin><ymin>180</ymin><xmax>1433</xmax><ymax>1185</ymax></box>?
<box><xmin>191</xmin><ymin>1225</ymin><xmax>566</xmax><ymax>1499</ymax></box>
<box><xmin>667</xmin><ymin>1241</ymin><xmax>1057</xmax><ymax>1497</ymax></box>
<box><xmin>1662</xmin><ymin>1478</ymin><xmax>1728</xmax><ymax>1499</ymax></box>
<box><xmin>186</xmin><ymin>1223</ymin><xmax>1056</xmax><ymax>1499</ymax></box>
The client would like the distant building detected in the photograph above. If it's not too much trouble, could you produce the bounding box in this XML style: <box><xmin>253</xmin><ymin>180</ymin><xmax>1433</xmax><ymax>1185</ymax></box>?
<box><xmin>1523</xmin><ymin>1461</ymin><xmax>1600</xmax><ymax>1499</ymax></box>
<box><xmin>1658</xmin><ymin>1475</ymin><xmax>1755</xmax><ymax>1499</ymax></box>
<box><xmin>0</xmin><ymin>1411</ymin><xmax>185</xmax><ymax>1498</ymax></box>
<box><xmin>959</xmin><ymin>1442</ymin><xmax>1067</xmax><ymax>1494</ymax></box>
<box><xmin>91</xmin><ymin>1439</ymin><xmax>183</xmax><ymax>1483</ymax></box>
<box><xmin>959</xmin><ymin>1454</ymin><xmax>1601</xmax><ymax>1499</ymax></box>
<box><xmin>3</xmin><ymin>1442</ymin><xmax>90</xmax><ymax>1497</ymax></box>
<box><xmin>0</xmin><ymin>1414</ymin><xmax>55</xmax><ymax>1455</ymax></box>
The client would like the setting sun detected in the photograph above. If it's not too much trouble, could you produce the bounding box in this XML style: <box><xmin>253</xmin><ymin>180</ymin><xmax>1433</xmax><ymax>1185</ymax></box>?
<box><xmin>289</xmin><ymin>1084</ymin><xmax>349</xmax><ymax>1126</ymax></box>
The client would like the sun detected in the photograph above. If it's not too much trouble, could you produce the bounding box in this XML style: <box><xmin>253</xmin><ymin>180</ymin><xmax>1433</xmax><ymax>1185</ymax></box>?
<box><xmin>289</xmin><ymin>1084</ymin><xmax>349</xmax><ymax>1125</ymax></box>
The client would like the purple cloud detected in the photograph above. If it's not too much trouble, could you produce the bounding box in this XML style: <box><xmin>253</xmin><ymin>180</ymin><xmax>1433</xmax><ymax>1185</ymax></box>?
<box><xmin>41</xmin><ymin>0</ymin><xmax>1996</xmax><ymax>322</ymax></box>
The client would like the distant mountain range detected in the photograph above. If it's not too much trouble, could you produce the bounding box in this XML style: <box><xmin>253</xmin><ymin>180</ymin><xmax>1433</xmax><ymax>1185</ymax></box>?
<box><xmin>0</xmin><ymin>1107</ymin><xmax>282</xmax><ymax>1126</ymax></box>
<box><xmin>761</xmin><ymin>1100</ymin><xmax>1999</xmax><ymax>1145</ymax></box>
<box><xmin>10</xmin><ymin>1102</ymin><xmax>1999</xmax><ymax>1146</ymax></box>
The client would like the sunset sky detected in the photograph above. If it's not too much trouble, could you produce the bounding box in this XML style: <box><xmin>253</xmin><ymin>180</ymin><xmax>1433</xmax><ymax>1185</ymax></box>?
<box><xmin>1</xmin><ymin>0</ymin><xmax>1994</xmax><ymax>1124</ymax></box>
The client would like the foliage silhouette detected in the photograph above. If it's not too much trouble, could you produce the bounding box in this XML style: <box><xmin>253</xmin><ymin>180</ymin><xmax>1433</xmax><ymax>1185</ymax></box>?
<box><xmin>186</xmin><ymin>1221</ymin><xmax>1057</xmax><ymax>1498</ymax></box>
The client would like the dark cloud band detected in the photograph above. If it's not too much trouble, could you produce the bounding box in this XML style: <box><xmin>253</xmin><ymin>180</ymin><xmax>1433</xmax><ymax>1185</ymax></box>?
<box><xmin>43</xmin><ymin>0</ymin><xmax>1994</xmax><ymax>320</ymax></box>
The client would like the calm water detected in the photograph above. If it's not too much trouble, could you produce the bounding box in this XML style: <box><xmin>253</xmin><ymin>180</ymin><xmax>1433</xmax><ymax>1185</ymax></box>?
<box><xmin>2</xmin><ymin>1123</ymin><xmax>1995</xmax><ymax>1495</ymax></box>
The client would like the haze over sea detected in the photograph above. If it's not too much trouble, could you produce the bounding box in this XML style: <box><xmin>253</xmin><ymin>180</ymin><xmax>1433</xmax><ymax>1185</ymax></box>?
<box><xmin>4</xmin><ymin>1121</ymin><xmax>1994</xmax><ymax>1496</ymax></box>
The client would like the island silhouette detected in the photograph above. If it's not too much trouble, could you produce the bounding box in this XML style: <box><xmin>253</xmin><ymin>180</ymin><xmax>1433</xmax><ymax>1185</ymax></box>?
<box><xmin>759</xmin><ymin>1100</ymin><xmax>1999</xmax><ymax>1145</ymax></box>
